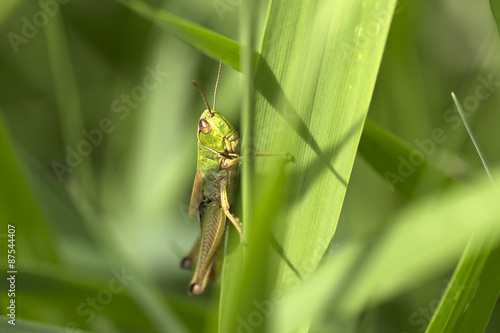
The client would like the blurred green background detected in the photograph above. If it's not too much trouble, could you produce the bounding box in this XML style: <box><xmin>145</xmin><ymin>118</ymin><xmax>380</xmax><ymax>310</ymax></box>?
<box><xmin>0</xmin><ymin>0</ymin><xmax>499</xmax><ymax>332</ymax></box>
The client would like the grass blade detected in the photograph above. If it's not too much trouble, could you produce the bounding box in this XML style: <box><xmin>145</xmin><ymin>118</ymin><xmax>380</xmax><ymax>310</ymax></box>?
<box><xmin>425</xmin><ymin>234</ymin><xmax>500</xmax><ymax>333</ymax></box>
<box><xmin>219</xmin><ymin>0</ymin><xmax>397</xmax><ymax>332</ymax></box>
<box><xmin>451</xmin><ymin>92</ymin><xmax>495</xmax><ymax>184</ymax></box>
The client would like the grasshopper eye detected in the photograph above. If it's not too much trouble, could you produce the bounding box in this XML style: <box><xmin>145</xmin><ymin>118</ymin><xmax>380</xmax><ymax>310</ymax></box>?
<box><xmin>199</xmin><ymin>118</ymin><xmax>212</xmax><ymax>134</ymax></box>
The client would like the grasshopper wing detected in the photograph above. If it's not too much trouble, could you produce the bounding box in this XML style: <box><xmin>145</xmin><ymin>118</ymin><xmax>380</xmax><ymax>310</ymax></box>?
<box><xmin>189</xmin><ymin>171</ymin><xmax>204</xmax><ymax>218</ymax></box>
<box><xmin>188</xmin><ymin>202</ymin><xmax>226</xmax><ymax>295</ymax></box>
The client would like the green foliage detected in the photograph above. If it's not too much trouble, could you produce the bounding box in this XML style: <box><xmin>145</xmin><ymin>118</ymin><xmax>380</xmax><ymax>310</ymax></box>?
<box><xmin>1</xmin><ymin>0</ymin><xmax>499</xmax><ymax>333</ymax></box>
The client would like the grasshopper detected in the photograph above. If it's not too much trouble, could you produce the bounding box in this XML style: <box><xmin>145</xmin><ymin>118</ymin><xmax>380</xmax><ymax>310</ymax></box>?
<box><xmin>181</xmin><ymin>62</ymin><xmax>289</xmax><ymax>295</ymax></box>
<box><xmin>181</xmin><ymin>62</ymin><xmax>244</xmax><ymax>295</ymax></box>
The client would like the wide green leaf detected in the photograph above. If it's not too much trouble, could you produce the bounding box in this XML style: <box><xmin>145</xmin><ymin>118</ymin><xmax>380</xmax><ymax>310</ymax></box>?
<box><xmin>219</xmin><ymin>0</ymin><xmax>397</xmax><ymax>332</ymax></box>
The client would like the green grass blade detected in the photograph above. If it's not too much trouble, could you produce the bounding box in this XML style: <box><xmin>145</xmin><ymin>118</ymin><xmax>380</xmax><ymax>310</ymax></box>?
<box><xmin>489</xmin><ymin>0</ymin><xmax>500</xmax><ymax>37</ymax></box>
<box><xmin>451</xmin><ymin>92</ymin><xmax>495</xmax><ymax>184</ymax></box>
<box><xmin>219</xmin><ymin>0</ymin><xmax>397</xmax><ymax>332</ymax></box>
<box><xmin>424</xmin><ymin>94</ymin><xmax>500</xmax><ymax>333</ymax></box>
<box><xmin>239</xmin><ymin>0</ymin><xmax>260</xmax><ymax>252</ymax></box>
<box><xmin>425</xmin><ymin>234</ymin><xmax>500</xmax><ymax>333</ymax></box>
<box><xmin>116</xmin><ymin>0</ymin><xmax>257</xmax><ymax>71</ymax></box>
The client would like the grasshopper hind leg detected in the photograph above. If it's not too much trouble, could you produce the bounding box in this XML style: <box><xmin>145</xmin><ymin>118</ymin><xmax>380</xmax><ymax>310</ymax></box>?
<box><xmin>189</xmin><ymin>246</ymin><xmax>223</xmax><ymax>295</ymax></box>
<box><xmin>181</xmin><ymin>200</ymin><xmax>210</xmax><ymax>269</ymax></box>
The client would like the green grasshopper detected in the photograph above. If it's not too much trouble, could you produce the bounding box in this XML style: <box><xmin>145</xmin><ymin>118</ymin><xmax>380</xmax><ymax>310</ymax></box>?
<box><xmin>181</xmin><ymin>62</ymin><xmax>245</xmax><ymax>295</ymax></box>
<box><xmin>181</xmin><ymin>62</ymin><xmax>288</xmax><ymax>295</ymax></box>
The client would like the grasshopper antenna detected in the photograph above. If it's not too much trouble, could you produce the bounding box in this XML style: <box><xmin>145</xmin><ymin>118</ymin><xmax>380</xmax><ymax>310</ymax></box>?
<box><xmin>213</xmin><ymin>61</ymin><xmax>222</xmax><ymax>111</ymax></box>
<box><xmin>192</xmin><ymin>80</ymin><xmax>213</xmax><ymax>116</ymax></box>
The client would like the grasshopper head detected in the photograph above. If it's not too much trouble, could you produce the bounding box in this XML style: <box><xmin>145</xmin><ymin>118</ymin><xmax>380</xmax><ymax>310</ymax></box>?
<box><xmin>198</xmin><ymin>110</ymin><xmax>239</xmax><ymax>154</ymax></box>
<box><xmin>193</xmin><ymin>62</ymin><xmax>240</xmax><ymax>155</ymax></box>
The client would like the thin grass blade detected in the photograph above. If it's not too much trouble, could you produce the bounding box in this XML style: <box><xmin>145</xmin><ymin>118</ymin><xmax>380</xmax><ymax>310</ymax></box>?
<box><xmin>424</xmin><ymin>94</ymin><xmax>500</xmax><ymax>333</ymax></box>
